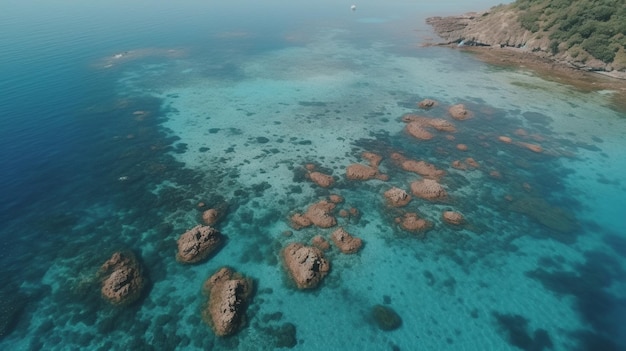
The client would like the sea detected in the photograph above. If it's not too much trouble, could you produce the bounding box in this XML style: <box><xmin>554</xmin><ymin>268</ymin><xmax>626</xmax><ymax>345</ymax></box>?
<box><xmin>1</xmin><ymin>1</ymin><xmax>625</xmax><ymax>350</ymax></box>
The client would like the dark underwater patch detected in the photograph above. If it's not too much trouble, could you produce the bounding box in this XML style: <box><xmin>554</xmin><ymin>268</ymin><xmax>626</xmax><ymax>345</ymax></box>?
<box><xmin>492</xmin><ymin>312</ymin><xmax>553</xmax><ymax>351</ymax></box>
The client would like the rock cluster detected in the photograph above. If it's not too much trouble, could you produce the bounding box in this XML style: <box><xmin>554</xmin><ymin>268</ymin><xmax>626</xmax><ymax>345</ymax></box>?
<box><xmin>203</xmin><ymin>267</ymin><xmax>253</xmax><ymax>337</ymax></box>
<box><xmin>390</xmin><ymin>153</ymin><xmax>445</xmax><ymax>179</ymax></box>
<box><xmin>402</xmin><ymin>114</ymin><xmax>456</xmax><ymax>141</ymax></box>
<box><xmin>176</xmin><ymin>225</ymin><xmax>224</xmax><ymax>264</ymax></box>
<box><xmin>331</xmin><ymin>227</ymin><xmax>363</xmax><ymax>254</ymax></box>
<box><xmin>283</xmin><ymin>243</ymin><xmax>330</xmax><ymax>289</ymax></box>
<box><xmin>346</xmin><ymin>152</ymin><xmax>387</xmax><ymax>181</ymax></box>
<box><xmin>98</xmin><ymin>252</ymin><xmax>145</xmax><ymax>306</ymax></box>
<box><xmin>290</xmin><ymin>200</ymin><xmax>337</xmax><ymax>229</ymax></box>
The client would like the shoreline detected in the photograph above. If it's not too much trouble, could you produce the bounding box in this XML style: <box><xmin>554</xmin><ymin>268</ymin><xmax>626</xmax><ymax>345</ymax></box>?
<box><xmin>426</xmin><ymin>43</ymin><xmax>626</xmax><ymax>113</ymax></box>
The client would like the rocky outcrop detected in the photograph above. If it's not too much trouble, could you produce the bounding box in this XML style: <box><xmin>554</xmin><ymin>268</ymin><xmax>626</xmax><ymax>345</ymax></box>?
<box><xmin>331</xmin><ymin>228</ymin><xmax>363</xmax><ymax>254</ymax></box>
<box><xmin>426</xmin><ymin>9</ymin><xmax>626</xmax><ymax>75</ymax></box>
<box><xmin>309</xmin><ymin>171</ymin><xmax>334</xmax><ymax>188</ymax></box>
<box><xmin>384</xmin><ymin>187</ymin><xmax>412</xmax><ymax>207</ymax></box>
<box><xmin>176</xmin><ymin>225</ymin><xmax>224</xmax><ymax>264</ymax></box>
<box><xmin>290</xmin><ymin>199</ymin><xmax>337</xmax><ymax>229</ymax></box>
<box><xmin>98</xmin><ymin>252</ymin><xmax>145</xmax><ymax>306</ymax></box>
<box><xmin>448</xmin><ymin>104</ymin><xmax>473</xmax><ymax>121</ymax></box>
<box><xmin>203</xmin><ymin>267</ymin><xmax>253</xmax><ymax>337</ymax></box>
<box><xmin>391</xmin><ymin>153</ymin><xmax>445</xmax><ymax>179</ymax></box>
<box><xmin>283</xmin><ymin>243</ymin><xmax>330</xmax><ymax>289</ymax></box>
<box><xmin>418</xmin><ymin>99</ymin><xmax>438</xmax><ymax>109</ymax></box>
<box><xmin>346</xmin><ymin>152</ymin><xmax>387</xmax><ymax>181</ymax></box>
<box><xmin>410</xmin><ymin>179</ymin><xmax>448</xmax><ymax>200</ymax></box>
<box><xmin>402</xmin><ymin>114</ymin><xmax>456</xmax><ymax>141</ymax></box>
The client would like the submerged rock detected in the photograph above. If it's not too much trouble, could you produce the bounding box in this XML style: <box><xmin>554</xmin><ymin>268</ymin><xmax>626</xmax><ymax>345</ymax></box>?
<box><xmin>176</xmin><ymin>225</ymin><xmax>224</xmax><ymax>264</ymax></box>
<box><xmin>371</xmin><ymin>305</ymin><xmax>402</xmax><ymax>331</ymax></box>
<box><xmin>282</xmin><ymin>243</ymin><xmax>330</xmax><ymax>289</ymax></box>
<box><xmin>202</xmin><ymin>267</ymin><xmax>253</xmax><ymax>337</ymax></box>
<box><xmin>98</xmin><ymin>251</ymin><xmax>145</xmax><ymax>306</ymax></box>
<box><xmin>442</xmin><ymin>211</ymin><xmax>465</xmax><ymax>225</ymax></box>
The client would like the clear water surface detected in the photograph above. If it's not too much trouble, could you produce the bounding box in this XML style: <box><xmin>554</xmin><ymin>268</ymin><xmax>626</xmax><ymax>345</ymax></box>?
<box><xmin>1</xmin><ymin>1</ymin><xmax>625</xmax><ymax>350</ymax></box>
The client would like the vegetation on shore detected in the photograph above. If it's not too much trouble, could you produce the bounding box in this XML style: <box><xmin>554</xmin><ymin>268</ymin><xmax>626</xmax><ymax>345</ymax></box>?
<box><xmin>514</xmin><ymin>0</ymin><xmax>626</xmax><ymax>68</ymax></box>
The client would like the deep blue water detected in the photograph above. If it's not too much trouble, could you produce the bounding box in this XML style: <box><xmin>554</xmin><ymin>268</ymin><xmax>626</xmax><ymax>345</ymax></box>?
<box><xmin>2</xmin><ymin>1</ymin><xmax>626</xmax><ymax>350</ymax></box>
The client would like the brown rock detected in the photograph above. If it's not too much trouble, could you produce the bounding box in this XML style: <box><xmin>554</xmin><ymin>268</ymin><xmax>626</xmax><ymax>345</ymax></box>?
<box><xmin>405</xmin><ymin>122</ymin><xmax>434</xmax><ymax>140</ymax></box>
<box><xmin>514</xmin><ymin>128</ymin><xmax>528</xmax><ymax>137</ymax></box>
<box><xmin>202</xmin><ymin>209</ymin><xmax>220</xmax><ymax>225</ymax></box>
<box><xmin>328</xmin><ymin>194</ymin><xmax>344</xmax><ymax>204</ymax></box>
<box><xmin>391</xmin><ymin>153</ymin><xmax>444</xmax><ymax>179</ymax></box>
<box><xmin>448</xmin><ymin>104</ymin><xmax>473</xmax><ymax>120</ymax></box>
<box><xmin>338</xmin><ymin>209</ymin><xmax>349</xmax><ymax>217</ymax></box>
<box><xmin>410</xmin><ymin>179</ymin><xmax>447</xmax><ymax>200</ymax></box>
<box><xmin>282</xmin><ymin>243</ymin><xmax>330</xmax><ymax>289</ymax></box>
<box><xmin>305</xmin><ymin>163</ymin><xmax>316</xmax><ymax>171</ymax></box>
<box><xmin>384</xmin><ymin>187</ymin><xmax>412</xmax><ymax>207</ymax></box>
<box><xmin>290</xmin><ymin>213</ymin><xmax>312</xmax><ymax>229</ymax></box>
<box><xmin>456</xmin><ymin>144</ymin><xmax>468</xmax><ymax>151</ymax></box>
<box><xmin>498</xmin><ymin>136</ymin><xmax>513</xmax><ymax>143</ymax></box>
<box><xmin>442</xmin><ymin>211</ymin><xmax>465</xmax><ymax>225</ymax></box>
<box><xmin>428</xmin><ymin>119</ymin><xmax>457</xmax><ymax>132</ymax></box>
<box><xmin>346</xmin><ymin>164</ymin><xmax>378</xmax><ymax>180</ymax></box>
<box><xmin>398</xmin><ymin>213</ymin><xmax>433</xmax><ymax>232</ymax></box>
<box><xmin>331</xmin><ymin>227</ymin><xmax>363</xmax><ymax>254</ymax></box>
<box><xmin>312</xmin><ymin>235</ymin><xmax>330</xmax><ymax>251</ymax></box>
<box><xmin>176</xmin><ymin>225</ymin><xmax>224</xmax><ymax>264</ymax></box>
<box><xmin>309</xmin><ymin>171</ymin><xmax>334</xmax><ymax>188</ymax></box>
<box><xmin>304</xmin><ymin>200</ymin><xmax>337</xmax><ymax>228</ymax></box>
<box><xmin>451</xmin><ymin>160</ymin><xmax>466</xmax><ymax>170</ymax></box>
<box><xmin>203</xmin><ymin>267</ymin><xmax>253</xmax><ymax>337</ymax></box>
<box><xmin>518</xmin><ymin>142</ymin><xmax>543</xmax><ymax>153</ymax></box>
<box><xmin>98</xmin><ymin>252</ymin><xmax>145</xmax><ymax>306</ymax></box>
<box><xmin>362</xmin><ymin>152</ymin><xmax>383</xmax><ymax>168</ymax></box>
<box><xmin>465</xmin><ymin>157</ymin><xmax>480</xmax><ymax>168</ymax></box>
<box><xmin>417</xmin><ymin>99</ymin><xmax>438</xmax><ymax>109</ymax></box>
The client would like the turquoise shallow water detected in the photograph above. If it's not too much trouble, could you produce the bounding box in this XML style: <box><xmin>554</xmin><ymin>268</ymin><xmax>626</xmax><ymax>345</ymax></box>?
<box><xmin>1</xmin><ymin>1</ymin><xmax>626</xmax><ymax>350</ymax></box>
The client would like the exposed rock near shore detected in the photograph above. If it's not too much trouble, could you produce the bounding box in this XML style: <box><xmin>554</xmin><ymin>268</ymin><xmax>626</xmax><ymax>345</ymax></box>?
<box><xmin>203</xmin><ymin>267</ymin><xmax>253</xmax><ymax>337</ymax></box>
<box><xmin>283</xmin><ymin>243</ymin><xmax>330</xmax><ymax>289</ymax></box>
<box><xmin>98</xmin><ymin>252</ymin><xmax>145</xmax><ymax>306</ymax></box>
<box><xmin>426</xmin><ymin>9</ymin><xmax>626</xmax><ymax>78</ymax></box>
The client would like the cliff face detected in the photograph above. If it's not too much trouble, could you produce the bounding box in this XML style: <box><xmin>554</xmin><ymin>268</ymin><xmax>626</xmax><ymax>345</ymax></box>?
<box><xmin>426</xmin><ymin>4</ymin><xmax>625</xmax><ymax>75</ymax></box>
